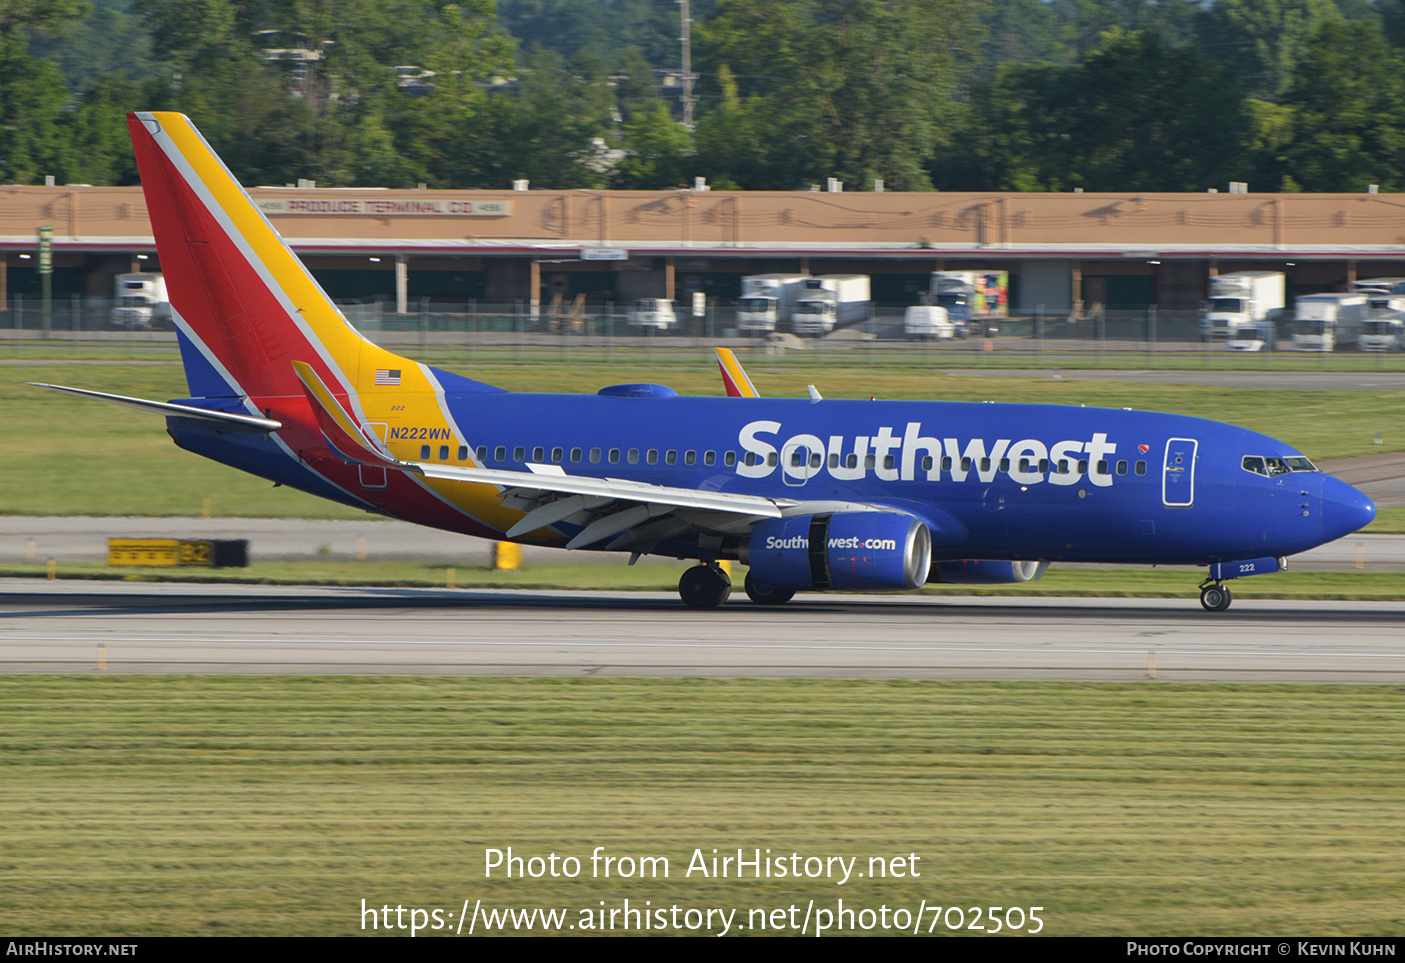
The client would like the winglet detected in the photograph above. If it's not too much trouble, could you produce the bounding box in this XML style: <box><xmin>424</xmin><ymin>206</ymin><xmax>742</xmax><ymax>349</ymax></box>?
<box><xmin>290</xmin><ymin>360</ymin><xmax>401</xmax><ymax>468</ymax></box>
<box><xmin>715</xmin><ymin>347</ymin><xmax>760</xmax><ymax>398</ymax></box>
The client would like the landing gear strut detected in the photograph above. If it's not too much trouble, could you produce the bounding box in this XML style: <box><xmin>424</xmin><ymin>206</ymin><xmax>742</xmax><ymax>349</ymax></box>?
<box><xmin>1199</xmin><ymin>580</ymin><xmax>1232</xmax><ymax>613</ymax></box>
<box><xmin>679</xmin><ymin>564</ymin><xmax>733</xmax><ymax>609</ymax></box>
<box><xmin>744</xmin><ymin>571</ymin><xmax>795</xmax><ymax>606</ymax></box>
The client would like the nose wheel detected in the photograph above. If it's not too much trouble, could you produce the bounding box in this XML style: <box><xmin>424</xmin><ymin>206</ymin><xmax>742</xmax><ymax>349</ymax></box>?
<box><xmin>1199</xmin><ymin>581</ymin><xmax>1232</xmax><ymax>612</ymax></box>
<box><xmin>679</xmin><ymin>564</ymin><xmax>733</xmax><ymax>609</ymax></box>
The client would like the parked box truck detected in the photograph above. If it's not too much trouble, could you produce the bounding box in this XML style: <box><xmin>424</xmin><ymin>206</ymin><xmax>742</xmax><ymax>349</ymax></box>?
<box><xmin>735</xmin><ymin>274</ymin><xmax>808</xmax><ymax>332</ymax></box>
<box><xmin>926</xmin><ymin>271</ymin><xmax>1009</xmax><ymax>336</ymax></box>
<box><xmin>791</xmin><ymin>275</ymin><xmax>871</xmax><ymax>335</ymax></box>
<box><xmin>1200</xmin><ymin>271</ymin><xmax>1284</xmax><ymax>341</ymax></box>
<box><xmin>108</xmin><ymin>273</ymin><xmax>170</xmax><ymax>329</ymax></box>
<box><xmin>1292</xmin><ymin>293</ymin><xmax>1368</xmax><ymax>351</ymax></box>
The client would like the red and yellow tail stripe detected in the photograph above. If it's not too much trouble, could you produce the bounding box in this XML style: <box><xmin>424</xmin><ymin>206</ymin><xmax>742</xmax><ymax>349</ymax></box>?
<box><xmin>715</xmin><ymin>347</ymin><xmax>760</xmax><ymax>398</ymax></box>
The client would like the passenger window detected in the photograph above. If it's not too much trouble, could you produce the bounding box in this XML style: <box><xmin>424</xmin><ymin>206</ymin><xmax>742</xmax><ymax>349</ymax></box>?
<box><xmin>1055</xmin><ymin>460</ymin><xmax>1067</xmax><ymax>474</ymax></box>
<box><xmin>1135</xmin><ymin>461</ymin><xmax>1147</xmax><ymax>475</ymax></box>
<box><xmin>706</xmin><ymin>451</ymin><xmax>718</xmax><ymax>466</ymax></box>
<box><xmin>767</xmin><ymin>452</ymin><xmax>778</xmax><ymax>467</ymax></box>
<box><xmin>609</xmin><ymin>448</ymin><xmax>620</xmax><ymax>464</ymax></box>
<box><xmin>646</xmin><ymin>449</ymin><xmax>658</xmax><ymax>465</ymax></box>
<box><xmin>475</xmin><ymin>446</ymin><xmax>486</xmax><ymax>461</ymax></box>
<box><xmin>723</xmin><ymin>451</ymin><xmax>735</xmax><ymax>467</ymax></box>
<box><xmin>961</xmin><ymin>457</ymin><xmax>973</xmax><ymax>473</ymax></box>
<box><xmin>921</xmin><ymin>456</ymin><xmax>933</xmax><ymax>471</ymax></box>
<box><xmin>495</xmin><ymin>446</ymin><xmax>506</xmax><ymax>462</ymax></box>
<box><xmin>590</xmin><ymin>448</ymin><xmax>601</xmax><ymax>463</ymax></box>
<box><xmin>1116</xmin><ymin>460</ymin><xmax>1127</xmax><ymax>475</ymax></box>
<box><xmin>627</xmin><ymin>448</ymin><xmax>640</xmax><ymax>464</ymax></box>
<box><xmin>685</xmin><ymin>450</ymin><xmax>696</xmax><ymax>466</ymax></box>
<box><xmin>980</xmin><ymin>457</ymin><xmax>990</xmax><ymax>472</ymax></box>
<box><xmin>829</xmin><ymin>453</ymin><xmax>839</xmax><ymax>469</ymax></box>
<box><xmin>847</xmin><ymin>453</ymin><xmax>858</xmax><ymax>469</ymax></box>
<box><xmin>438</xmin><ymin>445</ymin><xmax>449</xmax><ymax>461</ymax></box>
<box><xmin>1019</xmin><ymin>458</ymin><xmax>1032</xmax><ymax>473</ymax></box>
<box><xmin>942</xmin><ymin>457</ymin><xmax>953</xmax><ymax>472</ymax></box>
<box><xmin>812</xmin><ymin>452</ymin><xmax>822</xmax><ymax>469</ymax></box>
<box><xmin>1078</xmin><ymin>459</ymin><xmax>1088</xmax><ymax>475</ymax></box>
<box><xmin>867</xmin><ymin>454</ymin><xmax>878</xmax><ymax>470</ymax></box>
<box><xmin>744</xmin><ymin>452</ymin><xmax>758</xmax><ymax>467</ymax></box>
<box><xmin>1038</xmin><ymin>459</ymin><xmax>1049</xmax><ymax>473</ymax></box>
<box><xmin>513</xmin><ymin>446</ymin><xmax>525</xmax><ymax>461</ymax></box>
<box><xmin>421</xmin><ymin>445</ymin><xmax>431</xmax><ymax>460</ymax></box>
<box><xmin>570</xmin><ymin>448</ymin><xmax>582</xmax><ymax>463</ymax></box>
<box><xmin>999</xmin><ymin>457</ymin><xmax>1009</xmax><ymax>472</ymax></box>
<box><xmin>552</xmin><ymin>447</ymin><xmax>563</xmax><ymax>463</ymax></box>
<box><xmin>533</xmin><ymin>446</ymin><xmax>545</xmax><ymax>462</ymax></box>
<box><xmin>666</xmin><ymin>450</ymin><xmax>677</xmax><ymax>465</ymax></box>
<box><xmin>458</xmin><ymin>446</ymin><xmax>469</xmax><ymax>461</ymax></box>
<box><xmin>791</xmin><ymin>450</ymin><xmax>805</xmax><ymax>467</ymax></box>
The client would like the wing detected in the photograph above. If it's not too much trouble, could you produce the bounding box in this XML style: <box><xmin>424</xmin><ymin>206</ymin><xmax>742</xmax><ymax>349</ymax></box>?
<box><xmin>291</xmin><ymin>361</ymin><xmax>793</xmax><ymax>552</ymax></box>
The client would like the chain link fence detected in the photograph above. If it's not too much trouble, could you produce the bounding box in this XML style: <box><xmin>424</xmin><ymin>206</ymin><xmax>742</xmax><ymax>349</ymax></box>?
<box><xmin>4</xmin><ymin>297</ymin><xmax>1402</xmax><ymax>370</ymax></box>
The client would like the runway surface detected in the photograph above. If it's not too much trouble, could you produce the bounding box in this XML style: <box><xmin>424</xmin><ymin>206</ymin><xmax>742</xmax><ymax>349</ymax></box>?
<box><xmin>2</xmin><ymin>578</ymin><xmax>1402</xmax><ymax>682</ymax></box>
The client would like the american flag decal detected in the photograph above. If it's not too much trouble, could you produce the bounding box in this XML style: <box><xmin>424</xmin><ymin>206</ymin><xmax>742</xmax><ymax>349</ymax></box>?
<box><xmin>374</xmin><ymin>369</ymin><xmax>401</xmax><ymax>386</ymax></box>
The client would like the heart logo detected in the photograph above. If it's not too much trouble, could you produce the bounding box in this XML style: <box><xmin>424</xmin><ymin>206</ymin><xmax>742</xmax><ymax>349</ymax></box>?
<box><xmin>1138</xmin><ymin>444</ymin><xmax>1149</xmax><ymax>453</ymax></box>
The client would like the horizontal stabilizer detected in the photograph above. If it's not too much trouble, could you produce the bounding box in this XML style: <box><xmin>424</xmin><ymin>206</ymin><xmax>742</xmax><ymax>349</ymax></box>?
<box><xmin>29</xmin><ymin>383</ymin><xmax>281</xmax><ymax>432</ymax></box>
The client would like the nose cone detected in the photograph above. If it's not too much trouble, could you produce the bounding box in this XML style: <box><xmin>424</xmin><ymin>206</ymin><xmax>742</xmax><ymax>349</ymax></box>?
<box><xmin>1321</xmin><ymin>475</ymin><xmax>1376</xmax><ymax>542</ymax></box>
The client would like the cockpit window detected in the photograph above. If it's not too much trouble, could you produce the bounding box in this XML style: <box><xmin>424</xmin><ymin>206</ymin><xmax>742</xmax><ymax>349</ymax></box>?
<box><xmin>1244</xmin><ymin>455</ymin><xmax>1317</xmax><ymax>476</ymax></box>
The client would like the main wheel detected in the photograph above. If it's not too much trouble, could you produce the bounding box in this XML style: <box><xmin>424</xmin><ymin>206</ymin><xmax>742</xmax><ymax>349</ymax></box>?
<box><xmin>744</xmin><ymin>571</ymin><xmax>795</xmax><ymax>606</ymax></box>
<box><xmin>679</xmin><ymin>564</ymin><xmax>731</xmax><ymax>609</ymax></box>
<box><xmin>1200</xmin><ymin>584</ymin><xmax>1232</xmax><ymax>612</ymax></box>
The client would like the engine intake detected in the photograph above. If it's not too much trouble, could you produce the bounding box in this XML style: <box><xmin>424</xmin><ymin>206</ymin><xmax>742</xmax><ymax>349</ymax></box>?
<box><xmin>746</xmin><ymin>512</ymin><xmax>931</xmax><ymax>592</ymax></box>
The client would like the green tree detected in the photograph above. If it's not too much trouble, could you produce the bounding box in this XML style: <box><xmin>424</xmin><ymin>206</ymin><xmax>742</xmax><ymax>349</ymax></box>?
<box><xmin>937</xmin><ymin>30</ymin><xmax>1246</xmax><ymax>192</ymax></box>
<box><xmin>1198</xmin><ymin>0</ymin><xmax>1342</xmax><ymax>99</ymax></box>
<box><xmin>1275</xmin><ymin>20</ymin><xmax>1405</xmax><ymax>191</ymax></box>
<box><xmin>696</xmin><ymin>0</ymin><xmax>976</xmax><ymax>190</ymax></box>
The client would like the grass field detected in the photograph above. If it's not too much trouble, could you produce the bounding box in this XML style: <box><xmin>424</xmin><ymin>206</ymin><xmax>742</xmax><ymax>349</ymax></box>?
<box><xmin>2</xmin><ymin>353</ymin><xmax>1403</xmax><ymax>523</ymax></box>
<box><xmin>0</xmin><ymin>677</ymin><xmax>1401</xmax><ymax>936</ymax></box>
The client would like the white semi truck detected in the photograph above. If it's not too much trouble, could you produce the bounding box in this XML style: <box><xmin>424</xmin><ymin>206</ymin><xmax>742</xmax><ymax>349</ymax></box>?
<box><xmin>1200</xmin><ymin>271</ymin><xmax>1284</xmax><ymax>341</ymax></box>
<box><xmin>791</xmin><ymin>275</ymin><xmax>871</xmax><ymax>335</ymax></box>
<box><xmin>109</xmin><ymin>273</ymin><xmax>170</xmax><ymax>329</ymax></box>
<box><xmin>735</xmin><ymin>274</ymin><xmax>808</xmax><ymax>332</ymax></box>
<box><xmin>1292</xmin><ymin>293</ymin><xmax>1368</xmax><ymax>351</ymax></box>
<box><xmin>926</xmin><ymin>271</ymin><xmax>1009</xmax><ymax>336</ymax></box>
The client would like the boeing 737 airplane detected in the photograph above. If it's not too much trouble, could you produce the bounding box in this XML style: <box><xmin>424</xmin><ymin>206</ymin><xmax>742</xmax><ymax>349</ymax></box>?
<box><xmin>35</xmin><ymin>112</ymin><xmax>1377</xmax><ymax>611</ymax></box>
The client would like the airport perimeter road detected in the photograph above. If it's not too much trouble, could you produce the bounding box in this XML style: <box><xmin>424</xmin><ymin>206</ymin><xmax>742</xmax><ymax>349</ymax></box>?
<box><xmin>2</xmin><ymin>579</ymin><xmax>1403</xmax><ymax>682</ymax></box>
<box><xmin>945</xmin><ymin>369</ymin><xmax>1405</xmax><ymax>390</ymax></box>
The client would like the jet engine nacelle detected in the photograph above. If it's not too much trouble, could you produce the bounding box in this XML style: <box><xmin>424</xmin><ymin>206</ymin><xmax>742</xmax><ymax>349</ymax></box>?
<box><xmin>745</xmin><ymin>512</ymin><xmax>931</xmax><ymax>592</ymax></box>
<box><xmin>929</xmin><ymin>560</ymin><xmax>1048</xmax><ymax>584</ymax></box>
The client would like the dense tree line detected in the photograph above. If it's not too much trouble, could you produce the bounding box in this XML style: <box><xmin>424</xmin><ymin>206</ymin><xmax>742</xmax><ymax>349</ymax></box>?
<box><xmin>3</xmin><ymin>0</ymin><xmax>1405</xmax><ymax>192</ymax></box>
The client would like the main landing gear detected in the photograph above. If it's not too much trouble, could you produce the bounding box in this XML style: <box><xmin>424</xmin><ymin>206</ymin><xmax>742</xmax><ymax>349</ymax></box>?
<box><xmin>744</xmin><ymin>571</ymin><xmax>795</xmax><ymax>606</ymax></box>
<box><xmin>679</xmin><ymin>564</ymin><xmax>732</xmax><ymax>609</ymax></box>
<box><xmin>1199</xmin><ymin>579</ymin><xmax>1233</xmax><ymax>613</ymax></box>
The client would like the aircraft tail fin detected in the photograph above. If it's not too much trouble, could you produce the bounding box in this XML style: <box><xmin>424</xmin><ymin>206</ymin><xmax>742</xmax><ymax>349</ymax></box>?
<box><xmin>127</xmin><ymin>111</ymin><xmax>405</xmax><ymax>403</ymax></box>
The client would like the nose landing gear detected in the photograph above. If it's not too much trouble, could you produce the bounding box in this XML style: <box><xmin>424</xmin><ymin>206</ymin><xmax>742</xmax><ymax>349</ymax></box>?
<box><xmin>1199</xmin><ymin>579</ymin><xmax>1232</xmax><ymax>612</ymax></box>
